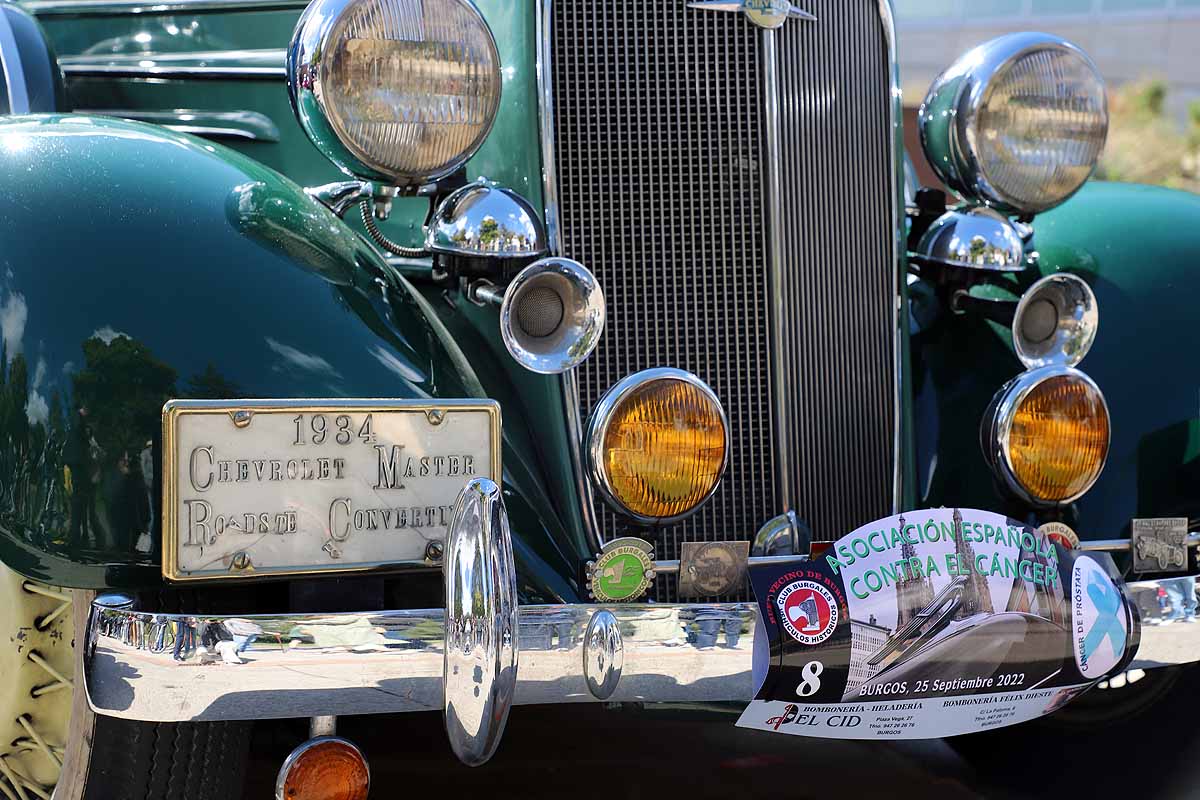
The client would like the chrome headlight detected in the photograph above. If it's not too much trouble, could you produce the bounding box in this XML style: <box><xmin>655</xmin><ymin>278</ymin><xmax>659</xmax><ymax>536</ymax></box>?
<box><xmin>919</xmin><ymin>33</ymin><xmax>1108</xmax><ymax>215</ymax></box>
<box><xmin>288</xmin><ymin>0</ymin><xmax>502</xmax><ymax>186</ymax></box>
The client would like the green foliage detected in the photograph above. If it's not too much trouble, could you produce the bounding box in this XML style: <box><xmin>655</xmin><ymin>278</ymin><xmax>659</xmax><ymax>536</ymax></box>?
<box><xmin>72</xmin><ymin>335</ymin><xmax>177</xmax><ymax>464</ymax></box>
<box><xmin>1096</xmin><ymin>79</ymin><xmax>1200</xmax><ymax>194</ymax></box>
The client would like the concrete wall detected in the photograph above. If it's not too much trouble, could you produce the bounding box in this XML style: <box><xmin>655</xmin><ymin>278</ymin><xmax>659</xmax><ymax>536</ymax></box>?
<box><xmin>894</xmin><ymin>0</ymin><xmax>1200</xmax><ymax>125</ymax></box>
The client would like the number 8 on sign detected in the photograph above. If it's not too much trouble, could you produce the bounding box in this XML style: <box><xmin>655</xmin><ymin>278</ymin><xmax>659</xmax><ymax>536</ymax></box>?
<box><xmin>796</xmin><ymin>660</ymin><xmax>823</xmax><ymax>697</ymax></box>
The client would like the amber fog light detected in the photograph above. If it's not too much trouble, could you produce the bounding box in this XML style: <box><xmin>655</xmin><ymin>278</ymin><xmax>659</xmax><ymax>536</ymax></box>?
<box><xmin>982</xmin><ymin>366</ymin><xmax>1109</xmax><ymax>505</ymax></box>
<box><xmin>276</xmin><ymin>737</ymin><xmax>369</xmax><ymax>800</ymax></box>
<box><xmin>586</xmin><ymin>368</ymin><xmax>729</xmax><ymax>524</ymax></box>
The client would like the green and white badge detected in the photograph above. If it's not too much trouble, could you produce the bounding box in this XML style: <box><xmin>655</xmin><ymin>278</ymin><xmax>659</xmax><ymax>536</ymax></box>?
<box><xmin>586</xmin><ymin>537</ymin><xmax>656</xmax><ymax>602</ymax></box>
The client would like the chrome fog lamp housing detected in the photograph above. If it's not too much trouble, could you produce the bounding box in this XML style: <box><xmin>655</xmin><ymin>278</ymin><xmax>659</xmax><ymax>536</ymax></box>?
<box><xmin>288</xmin><ymin>0</ymin><xmax>501</xmax><ymax>186</ymax></box>
<box><xmin>1012</xmin><ymin>273</ymin><xmax>1098</xmax><ymax>369</ymax></box>
<box><xmin>586</xmin><ymin>368</ymin><xmax>729</xmax><ymax>525</ymax></box>
<box><xmin>981</xmin><ymin>365</ymin><xmax>1109</xmax><ymax>506</ymax></box>
<box><xmin>427</xmin><ymin>180</ymin><xmax>547</xmax><ymax>259</ymax></box>
<box><xmin>915</xmin><ymin>207</ymin><xmax>1025</xmax><ymax>272</ymax></box>
<box><xmin>919</xmin><ymin>33</ymin><xmax>1108</xmax><ymax>215</ymax></box>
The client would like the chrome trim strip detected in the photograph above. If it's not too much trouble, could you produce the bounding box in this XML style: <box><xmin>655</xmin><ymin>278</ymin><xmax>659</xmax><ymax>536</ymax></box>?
<box><xmin>23</xmin><ymin>0</ymin><xmax>309</xmax><ymax>16</ymax></box>
<box><xmin>879</xmin><ymin>0</ymin><xmax>905</xmax><ymax>514</ymax></box>
<box><xmin>0</xmin><ymin>8</ymin><xmax>30</xmax><ymax>114</ymax></box>
<box><xmin>760</xmin><ymin>27</ymin><xmax>792</xmax><ymax>512</ymax></box>
<box><xmin>85</xmin><ymin>600</ymin><xmax>758</xmax><ymax>722</ymax></box>
<box><xmin>89</xmin><ymin>108</ymin><xmax>281</xmax><ymax>141</ymax></box>
<box><xmin>59</xmin><ymin>49</ymin><xmax>286</xmax><ymax>80</ymax></box>
<box><xmin>535</xmin><ymin>0</ymin><xmax>603</xmax><ymax>552</ymax></box>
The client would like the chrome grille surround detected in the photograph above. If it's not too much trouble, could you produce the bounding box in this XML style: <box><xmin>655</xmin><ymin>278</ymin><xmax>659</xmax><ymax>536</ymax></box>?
<box><xmin>537</xmin><ymin>0</ymin><xmax>905</xmax><ymax>600</ymax></box>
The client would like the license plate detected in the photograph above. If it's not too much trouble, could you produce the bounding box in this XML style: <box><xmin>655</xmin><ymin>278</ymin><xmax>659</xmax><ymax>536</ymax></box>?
<box><xmin>162</xmin><ymin>399</ymin><xmax>500</xmax><ymax>581</ymax></box>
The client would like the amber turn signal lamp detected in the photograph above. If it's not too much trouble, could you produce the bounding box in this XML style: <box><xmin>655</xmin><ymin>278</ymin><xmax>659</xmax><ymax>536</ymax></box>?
<box><xmin>587</xmin><ymin>368</ymin><xmax>729</xmax><ymax>524</ymax></box>
<box><xmin>982</xmin><ymin>366</ymin><xmax>1109</xmax><ymax>505</ymax></box>
<box><xmin>276</xmin><ymin>737</ymin><xmax>369</xmax><ymax>800</ymax></box>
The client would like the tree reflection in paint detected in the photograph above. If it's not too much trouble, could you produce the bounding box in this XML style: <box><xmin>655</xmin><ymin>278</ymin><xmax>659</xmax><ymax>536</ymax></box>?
<box><xmin>0</xmin><ymin>330</ymin><xmax>241</xmax><ymax>564</ymax></box>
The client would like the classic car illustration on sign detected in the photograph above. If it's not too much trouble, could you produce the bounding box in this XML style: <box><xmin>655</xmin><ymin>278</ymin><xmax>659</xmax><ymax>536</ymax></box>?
<box><xmin>0</xmin><ymin>0</ymin><xmax>1197</xmax><ymax>796</ymax></box>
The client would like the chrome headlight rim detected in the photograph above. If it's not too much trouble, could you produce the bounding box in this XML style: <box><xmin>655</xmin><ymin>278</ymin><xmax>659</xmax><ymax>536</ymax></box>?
<box><xmin>287</xmin><ymin>0</ymin><xmax>501</xmax><ymax>186</ymax></box>
<box><xmin>919</xmin><ymin>32</ymin><xmax>1108</xmax><ymax>215</ymax></box>
<box><xmin>983</xmin><ymin>365</ymin><xmax>1110</xmax><ymax>507</ymax></box>
<box><xmin>585</xmin><ymin>367</ymin><xmax>730</xmax><ymax>526</ymax></box>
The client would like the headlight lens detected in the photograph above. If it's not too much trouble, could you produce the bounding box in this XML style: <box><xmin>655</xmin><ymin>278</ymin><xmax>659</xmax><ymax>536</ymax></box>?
<box><xmin>289</xmin><ymin>0</ymin><xmax>501</xmax><ymax>185</ymax></box>
<box><xmin>984</xmin><ymin>367</ymin><xmax>1109</xmax><ymax>505</ymax></box>
<box><xmin>919</xmin><ymin>33</ymin><xmax>1108</xmax><ymax>214</ymax></box>
<box><xmin>587</xmin><ymin>369</ymin><xmax>728</xmax><ymax>524</ymax></box>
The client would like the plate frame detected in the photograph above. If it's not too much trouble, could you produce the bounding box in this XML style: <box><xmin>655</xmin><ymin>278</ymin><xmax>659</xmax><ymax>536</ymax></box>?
<box><xmin>161</xmin><ymin>398</ymin><xmax>502</xmax><ymax>582</ymax></box>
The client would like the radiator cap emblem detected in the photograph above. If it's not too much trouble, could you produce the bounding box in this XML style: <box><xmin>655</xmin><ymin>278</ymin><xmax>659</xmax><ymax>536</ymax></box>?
<box><xmin>587</xmin><ymin>537</ymin><xmax>656</xmax><ymax>602</ymax></box>
<box><xmin>687</xmin><ymin>0</ymin><xmax>816</xmax><ymax>29</ymax></box>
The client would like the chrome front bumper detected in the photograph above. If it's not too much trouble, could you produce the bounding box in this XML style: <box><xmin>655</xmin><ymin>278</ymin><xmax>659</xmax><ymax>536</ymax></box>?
<box><xmin>85</xmin><ymin>601</ymin><xmax>757</xmax><ymax>720</ymax></box>
<box><xmin>85</xmin><ymin>478</ymin><xmax>758</xmax><ymax>765</ymax></box>
<box><xmin>84</xmin><ymin>479</ymin><xmax>1200</xmax><ymax>764</ymax></box>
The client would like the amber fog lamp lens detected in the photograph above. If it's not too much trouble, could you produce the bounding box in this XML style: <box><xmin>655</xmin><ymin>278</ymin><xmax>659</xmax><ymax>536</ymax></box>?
<box><xmin>589</xmin><ymin>370</ymin><xmax>728</xmax><ymax>523</ymax></box>
<box><xmin>277</xmin><ymin>738</ymin><xmax>369</xmax><ymax>800</ymax></box>
<box><xmin>1007</xmin><ymin>373</ymin><xmax>1109</xmax><ymax>503</ymax></box>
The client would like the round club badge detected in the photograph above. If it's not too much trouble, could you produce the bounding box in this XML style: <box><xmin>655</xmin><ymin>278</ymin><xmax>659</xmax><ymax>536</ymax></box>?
<box><xmin>777</xmin><ymin>580</ymin><xmax>838</xmax><ymax>645</ymax></box>
<box><xmin>587</xmin><ymin>537</ymin><xmax>656</xmax><ymax>603</ymax></box>
<box><xmin>1038</xmin><ymin>521</ymin><xmax>1080</xmax><ymax>550</ymax></box>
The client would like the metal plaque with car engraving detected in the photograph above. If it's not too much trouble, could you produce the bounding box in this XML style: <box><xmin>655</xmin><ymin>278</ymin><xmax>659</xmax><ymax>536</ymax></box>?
<box><xmin>162</xmin><ymin>399</ymin><xmax>501</xmax><ymax>581</ymax></box>
<box><xmin>1132</xmin><ymin>517</ymin><xmax>1189</xmax><ymax>573</ymax></box>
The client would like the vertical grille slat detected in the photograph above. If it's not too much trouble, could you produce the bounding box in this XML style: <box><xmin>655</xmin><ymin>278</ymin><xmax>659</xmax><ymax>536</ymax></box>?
<box><xmin>550</xmin><ymin>0</ymin><xmax>896</xmax><ymax>599</ymax></box>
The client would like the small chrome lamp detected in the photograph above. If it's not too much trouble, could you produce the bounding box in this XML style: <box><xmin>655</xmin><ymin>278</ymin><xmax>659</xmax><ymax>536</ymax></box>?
<box><xmin>914</xmin><ymin>207</ymin><xmax>1025</xmax><ymax>272</ymax></box>
<box><xmin>426</xmin><ymin>180</ymin><xmax>547</xmax><ymax>262</ymax></box>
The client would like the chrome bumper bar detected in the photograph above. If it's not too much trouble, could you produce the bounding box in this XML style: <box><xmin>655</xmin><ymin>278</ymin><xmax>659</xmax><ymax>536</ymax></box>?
<box><xmin>83</xmin><ymin>479</ymin><xmax>1200</xmax><ymax>764</ymax></box>
<box><xmin>85</xmin><ymin>601</ymin><xmax>756</xmax><ymax>720</ymax></box>
<box><xmin>85</xmin><ymin>479</ymin><xmax>756</xmax><ymax>765</ymax></box>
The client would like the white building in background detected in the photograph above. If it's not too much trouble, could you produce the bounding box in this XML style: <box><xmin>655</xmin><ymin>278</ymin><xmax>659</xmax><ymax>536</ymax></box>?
<box><xmin>894</xmin><ymin>0</ymin><xmax>1200</xmax><ymax>124</ymax></box>
<box><xmin>845</xmin><ymin>617</ymin><xmax>890</xmax><ymax>695</ymax></box>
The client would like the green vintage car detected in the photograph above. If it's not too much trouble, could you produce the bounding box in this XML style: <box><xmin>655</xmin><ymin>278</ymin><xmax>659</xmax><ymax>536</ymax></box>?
<box><xmin>0</xmin><ymin>0</ymin><xmax>1197</xmax><ymax>795</ymax></box>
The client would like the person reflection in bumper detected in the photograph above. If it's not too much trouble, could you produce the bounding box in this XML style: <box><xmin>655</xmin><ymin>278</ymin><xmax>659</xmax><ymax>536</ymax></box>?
<box><xmin>1163</xmin><ymin>577</ymin><xmax>1197</xmax><ymax>624</ymax></box>
<box><xmin>173</xmin><ymin>617</ymin><xmax>197</xmax><ymax>661</ymax></box>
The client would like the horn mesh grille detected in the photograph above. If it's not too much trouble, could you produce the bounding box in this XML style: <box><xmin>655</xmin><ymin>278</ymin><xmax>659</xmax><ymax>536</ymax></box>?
<box><xmin>515</xmin><ymin>285</ymin><xmax>565</xmax><ymax>339</ymax></box>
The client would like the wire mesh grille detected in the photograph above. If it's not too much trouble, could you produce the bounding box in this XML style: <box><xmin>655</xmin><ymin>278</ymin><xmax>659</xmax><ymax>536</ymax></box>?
<box><xmin>549</xmin><ymin>0</ymin><xmax>896</xmax><ymax>600</ymax></box>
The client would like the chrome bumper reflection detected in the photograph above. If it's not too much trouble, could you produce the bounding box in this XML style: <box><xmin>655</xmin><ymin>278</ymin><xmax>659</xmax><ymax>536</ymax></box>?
<box><xmin>84</xmin><ymin>601</ymin><xmax>756</xmax><ymax>719</ymax></box>
<box><xmin>1126</xmin><ymin>574</ymin><xmax>1200</xmax><ymax>671</ymax></box>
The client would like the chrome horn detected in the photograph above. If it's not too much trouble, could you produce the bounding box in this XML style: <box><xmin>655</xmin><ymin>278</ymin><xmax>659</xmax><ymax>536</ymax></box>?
<box><xmin>470</xmin><ymin>257</ymin><xmax>605</xmax><ymax>374</ymax></box>
<box><xmin>1012</xmin><ymin>273</ymin><xmax>1098</xmax><ymax>369</ymax></box>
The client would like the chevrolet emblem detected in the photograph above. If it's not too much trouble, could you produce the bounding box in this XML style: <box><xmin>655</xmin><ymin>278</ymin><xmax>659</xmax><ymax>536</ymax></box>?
<box><xmin>688</xmin><ymin>0</ymin><xmax>817</xmax><ymax>29</ymax></box>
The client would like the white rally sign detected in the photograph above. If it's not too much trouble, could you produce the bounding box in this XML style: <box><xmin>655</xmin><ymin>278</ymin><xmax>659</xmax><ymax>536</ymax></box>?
<box><xmin>738</xmin><ymin>508</ymin><xmax>1137</xmax><ymax>739</ymax></box>
<box><xmin>163</xmin><ymin>400</ymin><xmax>499</xmax><ymax>581</ymax></box>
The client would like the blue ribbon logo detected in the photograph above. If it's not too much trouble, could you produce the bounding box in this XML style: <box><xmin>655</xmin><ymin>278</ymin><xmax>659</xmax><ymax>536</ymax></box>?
<box><xmin>1082</xmin><ymin>574</ymin><xmax>1126</xmax><ymax>663</ymax></box>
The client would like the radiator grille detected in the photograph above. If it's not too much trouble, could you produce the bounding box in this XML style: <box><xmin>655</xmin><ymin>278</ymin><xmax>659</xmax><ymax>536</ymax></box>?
<box><xmin>549</xmin><ymin>0</ymin><xmax>896</xmax><ymax>600</ymax></box>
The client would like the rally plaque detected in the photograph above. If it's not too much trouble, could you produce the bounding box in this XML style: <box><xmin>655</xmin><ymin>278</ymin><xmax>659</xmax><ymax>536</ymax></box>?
<box><xmin>162</xmin><ymin>399</ymin><xmax>501</xmax><ymax>581</ymax></box>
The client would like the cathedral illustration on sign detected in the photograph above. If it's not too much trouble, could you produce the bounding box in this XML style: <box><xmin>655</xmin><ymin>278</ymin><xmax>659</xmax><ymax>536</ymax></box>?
<box><xmin>844</xmin><ymin>509</ymin><xmax>1065</xmax><ymax>695</ymax></box>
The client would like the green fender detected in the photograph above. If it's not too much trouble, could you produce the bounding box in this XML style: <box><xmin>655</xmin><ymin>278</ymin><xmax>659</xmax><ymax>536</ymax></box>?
<box><xmin>914</xmin><ymin>181</ymin><xmax>1200</xmax><ymax>539</ymax></box>
<box><xmin>0</xmin><ymin>114</ymin><xmax>581</xmax><ymax>600</ymax></box>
